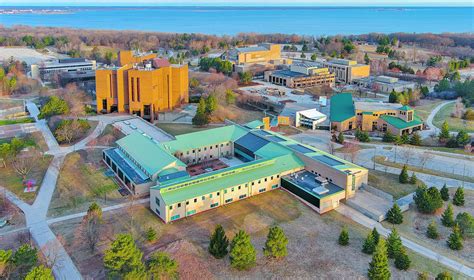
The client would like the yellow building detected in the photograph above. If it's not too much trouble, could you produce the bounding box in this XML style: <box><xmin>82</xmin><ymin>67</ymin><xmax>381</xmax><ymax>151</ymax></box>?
<box><xmin>322</xmin><ymin>59</ymin><xmax>370</xmax><ymax>83</ymax></box>
<box><xmin>96</xmin><ymin>51</ymin><xmax>189</xmax><ymax>120</ymax></box>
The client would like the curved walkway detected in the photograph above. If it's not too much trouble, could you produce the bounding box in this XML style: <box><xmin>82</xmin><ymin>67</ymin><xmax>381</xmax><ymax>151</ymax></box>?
<box><xmin>422</xmin><ymin>100</ymin><xmax>473</xmax><ymax>138</ymax></box>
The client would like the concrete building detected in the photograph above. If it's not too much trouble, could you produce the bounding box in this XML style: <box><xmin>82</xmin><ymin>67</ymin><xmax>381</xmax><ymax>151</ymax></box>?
<box><xmin>330</xmin><ymin>93</ymin><xmax>423</xmax><ymax>135</ymax></box>
<box><xmin>322</xmin><ymin>59</ymin><xmax>370</xmax><ymax>83</ymax></box>
<box><xmin>31</xmin><ymin>58</ymin><xmax>96</xmax><ymax>81</ymax></box>
<box><xmin>96</xmin><ymin>51</ymin><xmax>188</xmax><ymax>121</ymax></box>
<box><xmin>373</xmin><ymin>76</ymin><xmax>416</xmax><ymax>93</ymax></box>
<box><xmin>103</xmin><ymin>122</ymin><xmax>368</xmax><ymax>223</ymax></box>
<box><xmin>280</xmin><ymin>102</ymin><xmax>328</xmax><ymax>129</ymax></box>
<box><xmin>221</xmin><ymin>44</ymin><xmax>292</xmax><ymax>73</ymax></box>
<box><xmin>264</xmin><ymin>62</ymin><xmax>335</xmax><ymax>88</ymax></box>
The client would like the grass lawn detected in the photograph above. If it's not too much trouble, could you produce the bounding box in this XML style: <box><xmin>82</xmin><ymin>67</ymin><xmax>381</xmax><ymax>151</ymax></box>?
<box><xmin>0</xmin><ymin>117</ymin><xmax>34</xmax><ymax>126</ymax></box>
<box><xmin>156</xmin><ymin>123</ymin><xmax>221</xmax><ymax>136</ymax></box>
<box><xmin>383</xmin><ymin>189</ymin><xmax>474</xmax><ymax>268</ymax></box>
<box><xmin>51</xmin><ymin>190</ymin><xmax>460</xmax><ymax>279</ymax></box>
<box><xmin>368</xmin><ymin>170</ymin><xmax>418</xmax><ymax>199</ymax></box>
<box><xmin>0</xmin><ymin>155</ymin><xmax>53</xmax><ymax>204</ymax></box>
<box><xmin>0</xmin><ymin>99</ymin><xmax>23</xmax><ymax>110</ymax></box>
<box><xmin>433</xmin><ymin>102</ymin><xmax>474</xmax><ymax>133</ymax></box>
<box><xmin>47</xmin><ymin>149</ymin><xmax>126</xmax><ymax>217</ymax></box>
<box><xmin>373</xmin><ymin>155</ymin><xmax>474</xmax><ymax>184</ymax></box>
<box><xmin>414</xmin><ymin>99</ymin><xmax>444</xmax><ymax>121</ymax></box>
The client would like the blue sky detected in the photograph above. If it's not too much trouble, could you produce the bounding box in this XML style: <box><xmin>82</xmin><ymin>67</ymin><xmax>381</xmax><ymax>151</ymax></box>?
<box><xmin>2</xmin><ymin>0</ymin><xmax>472</xmax><ymax>6</ymax></box>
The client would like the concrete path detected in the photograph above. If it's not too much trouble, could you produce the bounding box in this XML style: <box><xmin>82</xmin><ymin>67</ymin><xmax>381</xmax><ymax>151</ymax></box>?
<box><xmin>421</xmin><ymin>100</ymin><xmax>474</xmax><ymax>138</ymax></box>
<box><xmin>336</xmin><ymin>204</ymin><xmax>474</xmax><ymax>278</ymax></box>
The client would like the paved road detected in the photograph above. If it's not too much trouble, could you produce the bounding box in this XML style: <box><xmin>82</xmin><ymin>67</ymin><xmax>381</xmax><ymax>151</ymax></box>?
<box><xmin>336</xmin><ymin>204</ymin><xmax>474</xmax><ymax>278</ymax></box>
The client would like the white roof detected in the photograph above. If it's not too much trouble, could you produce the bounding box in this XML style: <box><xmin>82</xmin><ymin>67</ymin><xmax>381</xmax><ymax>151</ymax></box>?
<box><xmin>354</xmin><ymin>102</ymin><xmax>402</xmax><ymax>112</ymax></box>
<box><xmin>298</xmin><ymin>108</ymin><xmax>327</xmax><ymax>120</ymax></box>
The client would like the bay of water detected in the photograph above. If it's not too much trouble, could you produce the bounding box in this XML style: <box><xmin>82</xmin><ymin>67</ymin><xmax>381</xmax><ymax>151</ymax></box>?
<box><xmin>1</xmin><ymin>6</ymin><xmax>473</xmax><ymax>35</ymax></box>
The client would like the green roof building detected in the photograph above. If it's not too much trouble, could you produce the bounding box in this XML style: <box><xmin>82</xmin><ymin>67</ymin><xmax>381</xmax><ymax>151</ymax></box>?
<box><xmin>103</xmin><ymin>122</ymin><xmax>368</xmax><ymax>223</ymax></box>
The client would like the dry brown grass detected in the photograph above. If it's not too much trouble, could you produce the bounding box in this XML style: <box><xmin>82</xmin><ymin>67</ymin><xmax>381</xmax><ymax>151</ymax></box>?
<box><xmin>210</xmin><ymin>104</ymin><xmax>265</xmax><ymax>124</ymax></box>
<box><xmin>50</xmin><ymin>190</ymin><xmax>459</xmax><ymax>279</ymax></box>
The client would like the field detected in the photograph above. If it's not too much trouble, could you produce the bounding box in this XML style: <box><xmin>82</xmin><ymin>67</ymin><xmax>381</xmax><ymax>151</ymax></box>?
<box><xmin>368</xmin><ymin>170</ymin><xmax>418</xmax><ymax>199</ymax></box>
<box><xmin>383</xmin><ymin>189</ymin><xmax>474</xmax><ymax>268</ymax></box>
<box><xmin>156</xmin><ymin>123</ymin><xmax>218</xmax><ymax>136</ymax></box>
<box><xmin>211</xmin><ymin>104</ymin><xmax>266</xmax><ymax>124</ymax></box>
<box><xmin>433</xmin><ymin>102</ymin><xmax>474</xmax><ymax>133</ymax></box>
<box><xmin>414</xmin><ymin>99</ymin><xmax>444</xmax><ymax>121</ymax></box>
<box><xmin>50</xmin><ymin>190</ymin><xmax>460</xmax><ymax>279</ymax></box>
<box><xmin>47</xmin><ymin>149</ymin><xmax>125</xmax><ymax>217</ymax></box>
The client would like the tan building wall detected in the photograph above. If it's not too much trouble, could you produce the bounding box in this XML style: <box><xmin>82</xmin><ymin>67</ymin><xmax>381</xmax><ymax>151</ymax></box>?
<box><xmin>174</xmin><ymin>142</ymin><xmax>233</xmax><ymax>165</ymax></box>
<box><xmin>238</xmin><ymin>44</ymin><xmax>281</xmax><ymax>64</ymax></box>
<box><xmin>118</xmin><ymin>50</ymin><xmax>157</xmax><ymax>66</ymax></box>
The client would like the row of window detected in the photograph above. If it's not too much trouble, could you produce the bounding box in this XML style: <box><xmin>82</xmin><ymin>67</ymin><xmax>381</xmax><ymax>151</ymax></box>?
<box><xmin>183</xmin><ymin>151</ymin><xmax>231</xmax><ymax>164</ymax></box>
<box><xmin>179</xmin><ymin>143</ymin><xmax>231</xmax><ymax>157</ymax></box>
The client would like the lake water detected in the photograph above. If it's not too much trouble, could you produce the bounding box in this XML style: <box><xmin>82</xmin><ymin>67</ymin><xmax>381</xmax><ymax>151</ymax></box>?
<box><xmin>1</xmin><ymin>6</ymin><xmax>473</xmax><ymax>35</ymax></box>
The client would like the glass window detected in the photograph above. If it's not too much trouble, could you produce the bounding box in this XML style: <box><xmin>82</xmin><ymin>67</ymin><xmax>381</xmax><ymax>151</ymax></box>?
<box><xmin>194</xmin><ymin>198</ymin><xmax>197</xmax><ymax>203</ymax></box>
<box><xmin>177</xmin><ymin>203</ymin><xmax>181</xmax><ymax>207</ymax></box>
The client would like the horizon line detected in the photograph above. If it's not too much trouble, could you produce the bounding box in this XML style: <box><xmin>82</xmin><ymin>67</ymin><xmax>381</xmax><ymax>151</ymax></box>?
<box><xmin>1</xmin><ymin>4</ymin><xmax>472</xmax><ymax>7</ymax></box>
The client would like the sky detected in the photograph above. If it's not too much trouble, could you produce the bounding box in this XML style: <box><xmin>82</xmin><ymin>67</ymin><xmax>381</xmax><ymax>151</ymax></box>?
<box><xmin>1</xmin><ymin>0</ymin><xmax>472</xmax><ymax>6</ymax></box>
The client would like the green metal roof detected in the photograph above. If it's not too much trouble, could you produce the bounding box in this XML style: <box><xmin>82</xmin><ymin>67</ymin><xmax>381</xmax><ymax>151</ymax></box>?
<box><xmin>244</xmin><ymin>120</ymin><xmax>264</xmax><ymax>129</ymax></box>
<box><xmin>380</xmin><ymin>115</ymin><xmax>423</xmax><ymax>130</ymax></box>
<box><xmin>116</xmin><ymin>132</ymin><xmax>186</xmax><ymax>176</ymax></box>
<box><xmin>162</xmin><ymin>125</ymin><xmax>248</xmax><ymax>153</ymax></box>
<box><xmin>156</xmin><ymin>154</ymin><xmax>304</xmax><ymax>205</ymax></box>
<box><xmin>330</xmin><ymin>93</ymin><xmax>355</xmax><ymax>122</ymax></box>
<box><xmin>398</xmin><ymin>105</ymin><xmax>413</xmax><ymax>111</ymax></box>
<box><xmin>362</xmin><ymin>112</ymin><xmax>373</xmax><ymax>115</ymax></box>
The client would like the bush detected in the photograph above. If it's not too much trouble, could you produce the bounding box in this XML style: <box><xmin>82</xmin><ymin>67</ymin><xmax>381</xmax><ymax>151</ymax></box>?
<box><xmin>387</xmin><ymin>228</ymin><xmax>402</xmax><ymax>259</ymax></box>
<box><xmin>355</xmin><ymin>129</ymin><xmax>370</xmax><ymax>142</ymax></box>
<box><xmin>145</xmin><ymin>227</ymin><xmax>157</xmax><ymax>242</ymax></box>
<box><xmin>54</xmin><ymin>119</ymin><xmax>91</xmax><ymax>144</ymax></box>
<box><xmin>463</xmin><ymin>108</ymin><xmax>474</xmax><ymax>120</ymax></box>
<box><xmin>338</xmin><ymin>226</ymin><xmax>349</xmax><ymax>246</ymax></box>
<box><xmin>456</xmin><ymin>130</ymin><xmax>470</xmax><ymax>146</ymax></box>
<box><xmin>103</xmin><ymin>234</ymin><xmax>145</xmax><ymax>277</ymax></box>
<box><xmin>445</xmin><ymin>136</ymin><xmax>458</xmax><ymax>148</ymax></box>
<box><xmin>146</xmin><ymin>251</ymin><xmax>178</xmax><ymax>280</ymax></box>
<box><xmin>441</xmin><ymin>204</ymin><xmax>455</xmax><ymax>227</ymax></box>
<box><xmin>436</xmin><ymin>271</ymin><xmax>453</xmax><ymax>280</ymax></box>
<box><xmin>409</xmin><ymin>132</ymin><xmax>422</xmax><ymax>146</ymax></box>
<box><xmin>409</xmin><ymin>173</ymin><xmax>417</xmax><ymax>184</ymax></box>
<box><xmin>367</xmin><ymin>239</ymin><xmax>391</xmax><ymax>280</ymax></box>
<box><xmin>382</xmin><ymin>131</ymin><xmax>396</xmax><ymax>142</ymax></box>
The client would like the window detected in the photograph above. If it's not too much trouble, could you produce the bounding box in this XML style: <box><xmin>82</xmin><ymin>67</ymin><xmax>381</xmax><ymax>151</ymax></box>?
<box><xmin>204</xmin><ymin>147</ymin><xmax>207</xmax><ymax>151</ymax></box>
<box><xmin>277</xmin><ymin>175</ymin><xmax>280</xmax><ymax>178</ymax></box>
<box><xmin>258</xmin><ymin>180</ymin><xmax>261</xmax><ymax>184</ymax></box>
<box><xmin>272</xmin><ymin>184</ymin><xmax>278</xmax><ymax>189</ymax></box>
<box><xmin>155</xmin><ymin>197</ymin><xmax>160</xmax><ymax>206</ymax></box>
<box><xmin>252</xmin><ymin>182</ymin><xmax>255</xmax><ymax>186</ymax></box>
<box><xmin>187</xmin><ymin>209</ymin><xmax>196</xmax><ymax>215</ymax></box>
<box><xmin>231</xmin><ymin>188</ymin><xmax>234</xmax><ymax>192</ymax></box>
<box><xmin>264</xmin><ymin>178</ymin><xmax>267</xmax><ymax>182</ymax></box>
<box><xmin>224</xmin><ymin>190</ymin><xmax>228</xmax><ymax>194</ymax></box>
<box><xmin>210</xmin><ymin>203</ymin><xmax>219</xmax><ymax>208</ymax></box>
<box><xmin>194</xmin><ymin>198</ymin><xmax>197</xmax><ymax>203</ymax></box>
<box><xmin>271</xmin><ymin>176</ymin><xmax>274</xmax><ymax>180</ymax></box>
<box><xmin>238</xmin><ymin>186</ymin><xmax>241</xmax><ymax>190</ymax></box>
<box><xmin>239</xmin><ymin>194</ymin><xmax>247</xmax><ymax>199</ymax></box>
<box><xmin>192</xmin><ymin>150</ymin><xmax>195</xmax><ymax>153</ymax></box>
<box><xmin>169</xmin><ymin>206</ymin><xmax>173</xmax><ymax>210</ymax></box>
<box><xmin>156</xmin><ymin>208</ymin><xmax>160</xmax><ymax>215</ymax></box>
<box><xmin>171</xmin><ymin>214</ymin><xmax>180</xmax><ymax>221</ymax></box>
<box><xmin>186</xmin><ymin>201</ymin><xmax>189</xmax><ymax>205</ymax></box>
<box><xmin>225</xmin><ymin>198</ymin><xmax>233</xmax><ymax>203</ymax></box>
<box><xmin>202</xmin><ymin>196</ymin><xmax>205</xmax><ymax>201</ymax></box>
<box><xmin>210</xmin><ymin>194</ymin><xmax>213</xmax><ymax>198</ymax></box>
<box><xmin>177</xmin><ymin>203</ymin><xmax>181</xmax><ymax>208</ymax></box>
<box><xmin>259</xmin><ymin>188</ymin><xmax>266</xmax><ymax>193</ymax></box>
<box><xmin>217</xmin><ymin>192</ymin><xmax>220</xmax><ymax>196</ymax></box>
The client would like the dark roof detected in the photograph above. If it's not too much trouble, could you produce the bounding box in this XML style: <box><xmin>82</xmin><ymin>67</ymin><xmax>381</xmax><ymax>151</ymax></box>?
<box><xmin>234</xmin><ymin>133</ymin><xmax>270</xmax><ymax>153</ymax></box>
<box><xmin>58</xmin><ymin>58</ymin><xmax>87</xmax><ymax>64</ymax></box>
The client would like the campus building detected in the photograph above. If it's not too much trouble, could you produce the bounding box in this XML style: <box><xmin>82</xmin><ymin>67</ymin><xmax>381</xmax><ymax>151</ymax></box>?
<box><xmin>322</xmin><ymin>59</ymin><xmax>370</xmax><ymax>83</ymax></box>
<box><xmin>103</xmin><ymin>122</ymin><xmax>368</xmax><ymax>223</ymax></box>
<box><xmin>264</xmin><ymin>62</ymin><xmax>335</xmax><ymax>88</ymax></box>
<box><xmin>354</xmin><ymin>75</ymin><xmax>416</xmax><ymax>93</ymax></box>
<box><xmin>31</xmin><ymin>58</ymin><xmax>96</xmax><ymax>81</ymax></box>
<box><xmin>96</xmin><ymin>51</ymin><xmax>188</xmax><ymax>121</ymax></box>
<box><xmin>330</xmin><ymin>93</ymin><xmax>423</xmax><ymax>135</ymax></box>
<box><xmin>221</xmin><ymin>44</ymin><xmax>292</xmax><ymax>73</ymax></box>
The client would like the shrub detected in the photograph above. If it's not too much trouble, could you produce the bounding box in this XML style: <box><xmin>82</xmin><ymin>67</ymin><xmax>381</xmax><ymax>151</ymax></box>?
<box><xmin>146</xmin><ymin>251</ymin><xmax>178</xmax><ymax>280</ymax></box>
<box><xmin>463</xmin><ymin>108</ymin><xmax>474</xmax><ymax>120</ymax></box>
<box><xmin>409</xmin><ymin>173</ymin><xmax>417</xmax><ymax>184</ymax></box>
<box><xmin>24</xmin><ymin>265</ymin><xmax>53</xmax><ymax>280</ymax></box>
<box><xmin>367</xmin><ymin>239</ymin><xmax>391</xmax><ymax>280</ymax></box>
<box><xmin>413</xmin><ymin>186</ymin><xmax>443</xmax><ymax>214</ymax></box>
<box><xmin>409</xmin><ymin>132</ymin><xmax>421</xmax><ymax>146</ymax></box>
<box><xmin>355</xmin><ymin>129</ymin><xmax>370</xmax><ymax>142</ymax></box>
<box><xmin>394</xmin><ymin>249</ymin><xmax>411</xmax><ymax>270</ymax></box>
<box><xmin>338</xmin><ymin>226</ymin><xmax>349</xmax><ymax>246</ymax></box>
<box><xmin>145</xmin><ymin>227</ymin><xmax>157</xmax><ymax>242</ymax></box>
<box><xmin>456</xmin><ymin>130</ymin><xmax>470</xmax><ymax>146</ymax></box>
<box><xmin>103</xmin><ymin>234</ymin><xmax>145</xmax><ymax>277</ymax></box>
<box><xmin>436</xmin><ymin>271</ymin><xmax>453</xmax><ymax>280</ymax></box>
<box><xmin>387</xmin><ymin>228</ymin><xmax>402</xmax><ymax>259</ymax></box>
<box><xmin>445</xmin><ymin>136</ymin><xmax>458</xmax><ymax>148</ymax></box>
<box><xmin>38</xmin><ymin>96</ymin><xmax>69</xmax><ymax>119</ymax></box>
<box><xmin>337</xmin><ymin>132</ymin><xmax>345</xmax><ymax>144</ymax></box>
<box><xmin>382</xmin><ymin>131</ymin><xmax>396</xmax><ymax>142</ymax></box>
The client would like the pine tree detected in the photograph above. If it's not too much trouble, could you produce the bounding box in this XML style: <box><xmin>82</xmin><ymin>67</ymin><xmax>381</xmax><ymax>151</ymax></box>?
<box><xmin>145</xmin><ymin>227</ymin><xmax>157</xmax><ymax>242</ymax></box>
<box><xmin>426</xmin><ymin>220</ymin><xmax>439</xmax><ymax>239</ymax></box>
<box><xmin>386</xmin><ymin>203</ymin><xmax>403</xmax><ymax>225</ymax></box>
<box><xmin>409</xmin><ymin>173</ymin><xmax>417</xmax><ymax>184</ymax></box>
<box><xmin>435</xmin><ymin>271</ymin><xmax>453</xmax><ymax>280</ymax></box>
<box><xmin>337</xmin><ymin>132</ymin><xmax>345</xmax><ymax>144</ymax></box>
<box><xmin>338</xmin><ymin>226</ymin><xmax>349</xmax><ymax>246</ymax></box>
<box><xmin>103</xmin><ymin>234</ymin><xmax>145</xmax><ymax>277</ymax></box>
<box><xmin>447</xmin><ymin>224</ymin><xmax>463</xmax><ymax>250</ymax></box>
<box><xmin>263</xmin><ymin>226</ymin><xmax>288</xmax><ymax>258</ymax></box>
<box><xmin>440</xmin><ymin>184</ymin><xmax>450</xmax><ymax>201</ymax></box>
<box><xmin>367</xmin><ymin>239</ymin><xmax>391</xmax><ymax>280</ymax></box>
<box><xmin>25</xmin><ymin>265</ymin><xmax>54</xmax><ymax>280</ymax></box>
<box><xmin>399</xmin><ymin>165</ymin><xmax>409</xmax><ymax>183</ymax></box>
<box><xmin>230</xmin><ymin>230</ymin><xmax>256</xmax><ymax>270</ymax></box>
<box><xmin>208</xmin><ymin>224</ymin><xmax>229</xmax><ymax>259</ymax></box>
<box><xmin>453</xmin><ymin>187</ymin><xmax>465</xmax><ymax>206</ymax></box>
<box><xmin>387</xmin><ymin>228</ymin><xmax>402</xmax><ymax>259</ymax></box>
<box><xmin>371</xmin><ymin>228</ymin><xmax>380</xmax><ymax>245</ymax></box>
<box><xmin>441</xmin><ymin>204</ymin><xmax>455</xmax><ymax>227</ymax></box>
<box><xmin>456</xmin><ymin>130</ymin><xmax>470</xmax><ymax>146</ymax></box>
<box><xmin>362</xmin><ymin>232</ymin><xmax>376</xmax><ymax>254</ymax></box>
<box><xmin>410</xmin><ymin>132</ymin><xmax>422</xmax><ymax>146</ymax></box>
<box><xmin>394</xmin><ymin>248</ymin><xmax>411</xmax><ymax>270</ymax></box>
<box><xmin>439</xmin><ymin>121</ymin><xmax>450</xmax><ymax>141</ymax></box>
<box><xmin>455</xmin><ymin>212</ymin><xmax>474</xmax><ymax>238</ymax></box>
<box><xmin>401</xmin><ymin>133</ymin><xmax>410</xmax><ymax>144</ymax></box>
<box><xmin>146</xmin><ymin>251</ymin><xmax>179</xmax><ymax>280</ymax></box>
<box><xmin>382</xmin><ymin>130</ymin><xmax>396</xmax><ymax>142</ymax></box>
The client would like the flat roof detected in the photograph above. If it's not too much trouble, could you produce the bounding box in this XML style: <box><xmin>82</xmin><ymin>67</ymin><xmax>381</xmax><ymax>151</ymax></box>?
<box><xmin>354</xmin><ymin>101</ymin><xmax>403</xmax><ymax>112</ymax></box>
<box><xmin>236</xmin><ymin>46</ymin><xmax>269</xmax><ymax>53</ymax></box>
<box><xmin>104</xmin><ymin>148</ymin><xmax>150</xmax><ymax>185</ymax></box>
<box><xmin>270</xmin><ymin>70</ymin><xmax>307</xmax><ymax>78</ymax></box>
<box><xmin>282</xmin><ymin>170</ymin><xmax>344</xmax><ymax>199</ymax></box>
<box><xmin>330</xmin><ymin>93</ymin><xmax>355</xmax><ymax>122</ymax></box>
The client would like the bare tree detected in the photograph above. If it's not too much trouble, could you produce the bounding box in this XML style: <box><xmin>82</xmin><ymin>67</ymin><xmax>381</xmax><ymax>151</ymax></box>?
<box><xmin>81</xmin><ymin>203</ymin><xmax>103</xmax><ymax>253</ymax></box>
<box><xmin>399</xmin><ymin>146</ymin><xmax>413</xmax><ymax>165</ymax></box>
<box><xmin>327</xmin><ymin>141</ymin><xmax>336</xmax><ymax>155</ymax></box>
<box><xmin>10</xmin><ymin>148</ymin><xmax>41</xmax><ymax>180</ymax></box>
<box><xmin>344</xmin><ymin>142</ymin><xmax>360</xmax><ymax>163</ymax></box>
<box><xmin>419</xmin><ymin>152</ymin><xmax>435</xmax><ymax>170</ymax></box>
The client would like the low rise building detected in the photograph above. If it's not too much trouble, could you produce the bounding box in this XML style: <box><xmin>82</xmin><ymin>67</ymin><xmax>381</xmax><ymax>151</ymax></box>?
<box><xmin>264</xmin><ymin>62</ymin><xmax>335</xmax><ymax>88</ymax></box>
<box><xmin>31</xmin><ymin>58</ymin><xmax>96</xmax><ymax>81</ymax></box>
<box><xmin>103</xmin><ymin>122</ymin><xmax>368</xmax><ymax>223</ymax></box>
<box><xmin>322</xmin><ymin>59</ymin><xmax>370</xmax><ymax>83</ymax></box>
<box><xmin>373</xmin><ymin>76</ymin><xmax>416</xmax><ymax>93</ymax></box>
<box><xmin>330</xmin><ymin>93</ymin><xmax>423</xmax><ymax>135</ymax></box>
<box><xmin>96</xmin><ymin>50</ymin><xmax>188</xmax><ymax>121</ymax></box>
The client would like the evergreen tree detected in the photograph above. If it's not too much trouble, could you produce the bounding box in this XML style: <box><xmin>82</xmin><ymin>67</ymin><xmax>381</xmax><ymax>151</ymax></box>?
<box><xmin>456</xmin><ymin>130</ymin><xmax>470</xmax><ymax>146</ymax></box>
<box><xmin>146</xmin><ymin>251</ymin><xmax>179</xmax><ymax>280</ymax></box>
<box><xmin>371</xmin><ymin>228</ymin><xmax>380</xmax><ymax>245</ymax></box>
<box><xmin>445</xmin><ymin>136</ymin><xmax>458</xmax><ymax>148</ymax></box>
<box><xmin>447</xmin><ymin>224</ymin><xmax>463</xmax><ymax>250</ymax></box>
<box><xmin>208</xmin><ymin>224</ymin><xmax>229</xmax><ymax>259</ymax></box>
<box><xmin>0</xmin><ymin>249</ymin><xmax>12</xmax><ymax>277</ymax></box>
<box><xmin>311</xmin><ymin>53</ymin><xmax>317</xmax><ymax>61</ymax></box>
<box><xmin>145</xmin><ymin>227</ymin><xmax>157</xmax><ymax>242</ymax></box>
<box><xmin>205</xmin><ymin>94</ymin><xmax>218</xmax><ymax>113</ymax></box>
<box><xmin>389</xmin><ymin>90</ymin><xmax>399</xmax><ymax>103</ymax></box>
<box><xmin>25</xmin><ymin>265</ymin><xmax>54</xmax><ymax>280</ymax></box>
<box><xmin>399</xmin><ymin>165</ymin><xmax>409</xmax><ymax>184</ymax></box>
<box><xmin>427</xmin><ymin>187</ymin><xmax>444</xmax><ymax>212</ymax></box>
<box><xmin>441</xmin><ymin>204</ymin><xmax>455</xmax><ymax>227</ymax></box>
<box><xmin>409</xmin><ymin>173</ymin><xmax>417</xmax><ymax>184</ymax></box>
<box><xmin>338</xmin><ymin>226</ymin><xmax>350</xmax><ymax>246</ymax></box>
<box><xmin>263</xmin><ymin>226</ymin><xmax>288</xmax><ymax>258</ymax></box>
<box><xmin>103</xmin><ymin>234</ymin><xmax>145</xmax><ymax>277</ymax></box>
<box><xmin>382</xmin><ymin>130</ymin><xmax>396</xmax><ymax>142</ymax></box>
<box><xmin>192</xmin><ymin>98</ymin><xmax>209</xmax><ymax>126</ymax></box>
<box><xmin>440</xmin><ymin>184</ymin><xmax>450</xmax><ymax>201</ymax></box>
<box><xmin>394</xmin><ymin>248</ymin><xmax>411</xmax><ymax>270</ymax></box>
<box><xmin>435</xmin><ymin>271</ymin><xmax>453</xmax><ymax>280</ymax></box>
<box><xmin>453</xmin><ymin>187</ymin><xmax>465</xmax><ymax>206</ymax></box>
<box><xmin>387</xmin><ymin>228</ymin><xmax>402</xmax><ymax>259</ymax></box>
<box><xmin>337</xmin><ymin>132</ymin><xmax>345</xmax><ymax>144</ymax></box>
<box><xmin>367</xmin><ymin>239</ymin><xmax>391</xmax><ymax>280</ymax></box>
<box><xmin>364</xmin><ymin>52</ymin><xmax>370</xmax><ymax>64</ymax></box>
<box><xmin>229</xmin><ymin>230</ymin><xmax>256</xmax><ymax>270</ymax></box>
<box><xmin>12</xmin><ymin>244</ymin><xmax>38</xmax><ymax>276</ymax></box>
<box><xmin>410</xmin><ymin>132</ymin><xmax>422</xmax><ymax>146</ymax></box>
<box><xmin>386</xmin><ymin>203</ymin><xmax>403</xmax><ymax>225</ymax></box>
<box><xmin>400</xmin><ymin>133</ymin><xmax>410</xmax><ymax>144</ymax></box>
<box><xmin>426</xmin><ymin>220</ymin><xmax>439</xmax><ymax>239</ymax></box>
<box><xmin>455</xmin><ymin>212</ymin><xmax>474</xmax><ymax>238</ymax></box>
<box><xmin>362</xmin><ymin>232</ymin><xmax>376</xmax><ymax>254</ymax></box>
<box><xmin>439</xmin><ymin>121</ymin><xmax>450</xmax><ymax>141</ymax></box>
<box><xmin>418</xmin><ymin>271</ymin><xmax>429</xmax><ymax>280</ymax></box>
